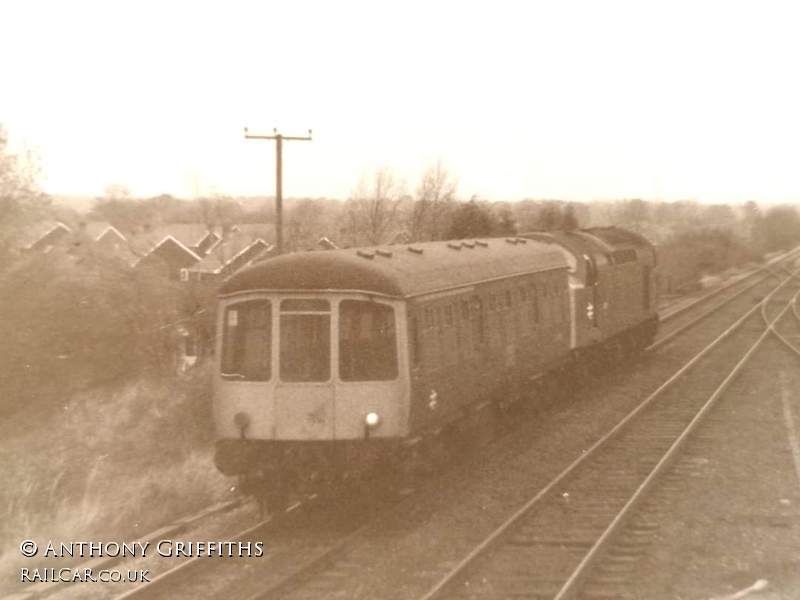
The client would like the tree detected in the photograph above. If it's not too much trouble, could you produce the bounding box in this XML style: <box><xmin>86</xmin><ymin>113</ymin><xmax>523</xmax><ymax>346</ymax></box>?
<box><xmin>0</xmin><ymin>124</ymin><xmax>50</xmax><ymax>267</ymax></box>
<box><xmin>562</xmin><ymin>204</ymin><xmax>579</xmax><ymax>231</ymax></box>
<box><xmin>408</xmin><ymin>161</ymin><xmax>457</xmax><ymax>242</ymax></box>
<box><xmin>493</xmin><ymin>203</ymin><xmax>517</xmax><ymax>235</ymax></box>
<box><xmin>343</xmin><ymin>168</ymin><xmax>405</xmax><ymax>246</ymax></box>
<box><xmin>198</xmin><ymin>195</ymin><xmax>244</xmax><ymax>229</ymax></box>
<box><xmin>618</xmin><ymin>199</ymin><xmax>650</xmax><ymax>231</ymax></box>
<box><xmin>286</xmin><ymin>199</ymin><xmax>329</xmax><ymax>251</ymax></box>
<box><xmin>755</xmin><ymin>205</ymin><xmax>800</xmax><ymax>252</ymax></box>
<box><xmin>447</xmin><ymin>200</ymin><xmax>494</xmax><ymax>239</ymax></box>
<box><xmin>535</xmin><ymin>202</ymin><xmax>563</xmax><ymax>230</ymax></box>
<box><xmin>0</xmin><ymin>248</ymin><xmax>186</xmax><ymax>414</ymax></box>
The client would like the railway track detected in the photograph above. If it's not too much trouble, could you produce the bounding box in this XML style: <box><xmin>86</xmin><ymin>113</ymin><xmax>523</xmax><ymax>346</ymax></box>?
<box><xmin>413</xmin><ymin>271</ymin><xmax>800</xmax><ymax>600</ymax></box>
<box><xmin>217</xmin><ymin>266</ymin><xmax>800</xmax><ymax>600</ymax></box>
<box><xmin>573</xmin><ymin>291</ymin><xmax>800</xmax><ymax>599</ymax></box>
<box><xmin>652</xmin><ymin>246</ymin><xmax>800</xmax><ymax>349</ymax></box>
<box><xmin>93</xmin><ymin>250</ymin><xmax>800</xmax><ymax>600</ymax></box>
<box><xmin>658</xmin><ymin>246</ymin><xmax>800</xmax><ymax>323</ymax></box>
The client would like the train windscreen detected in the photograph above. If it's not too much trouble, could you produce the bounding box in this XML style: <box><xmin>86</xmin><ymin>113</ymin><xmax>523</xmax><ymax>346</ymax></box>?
<box><xmin>221</xmin><ymin>300</ymin><xmax>272</xmax><ymax>381</ymax></box>
<box><xmin>279</xmin><ymin>300</ymin><xmax>331</xmax><ymax>382</ymax></box>
<box><xmin>339</xmin><ymin>300</ymin><xmax>398</xmax><ymax>381</ymax></box>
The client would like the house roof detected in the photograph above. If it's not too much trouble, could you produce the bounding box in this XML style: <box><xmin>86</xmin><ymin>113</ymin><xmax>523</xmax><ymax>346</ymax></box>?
<box><xmin>17</xmin><ymin>221</ymin><xmax>71</xmax><ymax>249</ymax></box>
<box><xmin>220</xmin><ymin>237</ymin><xmax>567</xmax><ymax>299</ymax></box>
<box><xmin>83</xmin><ymin>221</ymin><xmax>126</xmax><ymax>241</ymax></box>
<box><xmin>127</xmin><ymin>224</ymin><xmax>210</xmax><ymax>258</ymax></box>
<box><xmin>188</xmin><ymin>234</ymin><xmax>272</xmax><ymax>274</ymax></box>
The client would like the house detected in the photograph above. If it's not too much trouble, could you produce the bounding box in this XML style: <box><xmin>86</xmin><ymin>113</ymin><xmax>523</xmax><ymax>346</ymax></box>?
<box><xmin>61</xmin><ymin>221</ymin><xmax>129</xmax><ymax>256</ymax></box>
<box><xmin>184</xmin><ymin>229</ymin><xmax>274</xmax><ymax>282</ymax></box>
<box><xmin>128</xmin><ymin>227</ymin><xmax>204</xmax><ymax>280</ymax></box>
<box><xmin>195</xmin><ymin>229</ymin><xmax>222</xmax><ymax>256</ymax></box>
<box><xmin>85</xmin><ymin>222</ymin><xmax>127</xmax><ymax>250</ymax></box>
<box><xmin>142</xmin><ymin>224</ymin><xmax>216</xmax><ymax>256</ymax></box>
<box><xmin>18</xmin><ymin>221</ymin><xmax>72</xmax><ymax>253</ymax></box>
<box><xmin>318</xmin><ymin>236</ymin><xmax>339</xmax><ymax>250</ymax></box>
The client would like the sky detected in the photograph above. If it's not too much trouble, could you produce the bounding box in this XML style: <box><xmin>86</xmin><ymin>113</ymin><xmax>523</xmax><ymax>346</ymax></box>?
<box><xmin>2</xmin><ymin>0</ymin><xmax>799</xmax><ymax>204</ymax></box>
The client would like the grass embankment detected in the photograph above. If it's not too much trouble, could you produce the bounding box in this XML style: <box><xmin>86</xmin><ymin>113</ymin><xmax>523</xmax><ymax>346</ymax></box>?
<box><xmin>0</xmin><ymin>363</ymin><xmax>231</xmax><ymax>590</ymax></box>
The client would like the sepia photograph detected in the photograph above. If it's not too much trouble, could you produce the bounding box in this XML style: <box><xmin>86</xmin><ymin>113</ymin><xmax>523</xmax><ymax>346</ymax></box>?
<box><xmin>2</xmin><ymin>1</ymin><xmax>799</xmax><ymax>598</ymax></box>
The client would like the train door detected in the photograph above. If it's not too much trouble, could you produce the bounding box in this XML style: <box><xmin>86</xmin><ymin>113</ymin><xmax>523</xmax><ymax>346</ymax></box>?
<box><xmin>334</xmin><ymin>299</ymin><xmax>406</xmax><ymax>439</ymax></box>
<box><xmin>273</xmin><ymin>299</ymin><xmax>335</xmax><ymax>440</ymax></box>
<box><xmin>584</xmin><ymin>254</ymin><xmax>600</xmax><ymax>328</ymax></box>
<box><xmin>642</xmin><ymin>265</ymin><xmax>651</xmax><ymax>310</ymax></box>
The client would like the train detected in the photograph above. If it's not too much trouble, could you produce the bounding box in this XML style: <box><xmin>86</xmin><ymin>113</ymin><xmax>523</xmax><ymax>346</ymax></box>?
<box><xmin>212</xmin><ymin>227</ymin><xmax>658</xmax><ymax>510</ymax></box>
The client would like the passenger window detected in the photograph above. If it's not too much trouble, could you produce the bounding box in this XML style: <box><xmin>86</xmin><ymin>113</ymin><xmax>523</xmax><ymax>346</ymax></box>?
<box><xmin>222</xmin><ymin>300</ymin><xmax>272</xmax><ymax>381</ymax></box>
<box><xmin>530</xmin><ymin>286</ymin><xmax>539</xmax><ymax>323</ymax></box>
<box><xmin>280</xmin><ymin>300</ymin><xmax>330</xmax><ymax>382</ymax></box>
<box><xmin>471</xmin><ymin>296</ymin><xmax>484</xmax><ymax>349</ymax></box>
<box><xmin>339</xmin><ymin>300</ymin><xmax>398</xmax><ymax>381</ymax></box>
<box><xmin>585</xmin><ymin>255</ymin><xmax>598</xmax><ymax>286</ymax></box>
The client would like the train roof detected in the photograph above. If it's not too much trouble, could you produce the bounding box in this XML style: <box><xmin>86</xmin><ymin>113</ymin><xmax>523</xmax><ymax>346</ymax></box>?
<box><xmin>520</xmin><ymin>227</ymin><xmax>656</xmax><ymax>267</ymax></box>
<box><xmin>219</xmin><ymin>237</ymin><xmax>568</xmax><ymax>299</ymax></box>
<box><xmin>581</xmin><ymin>226</ymin><xmax>654</xmax><ymax>249</ymax></box>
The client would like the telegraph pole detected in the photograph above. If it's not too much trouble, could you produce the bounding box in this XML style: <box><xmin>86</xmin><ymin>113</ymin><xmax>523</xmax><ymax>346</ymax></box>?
<box><xmin>244</xmin><ymin>127</ymin><xmax>312</xmax><ymax>254</ymax></box>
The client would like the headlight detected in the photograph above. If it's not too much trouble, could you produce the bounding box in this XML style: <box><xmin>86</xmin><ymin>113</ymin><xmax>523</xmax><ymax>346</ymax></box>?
<box><xmin>365</xmin><ymin>412</ymin><xmax>381</xmax><ymax>428</ymax></box>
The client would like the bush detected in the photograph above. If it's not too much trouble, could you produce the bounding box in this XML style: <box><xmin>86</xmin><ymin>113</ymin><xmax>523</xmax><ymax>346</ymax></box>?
<box><xmin>0</xmin><ymin>246</ymin><xmax>198</xmax><ymax>415</ymax></box>
<box><xmin>658</xmin><ymin>228</ymin><xmax>761</xmax><ymax>294</ymax></box>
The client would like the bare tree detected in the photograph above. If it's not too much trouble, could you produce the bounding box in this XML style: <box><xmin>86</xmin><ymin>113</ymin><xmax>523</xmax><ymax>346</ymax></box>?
<box><xmin>408</xmin><ymin>161</ymin><xmax>457</xmax><ymax>242</ymax></box>
<box><xmin>0</xmin><ymin>124</ymin><xmax>49</xmax><ymax>266</ymax></box>
<box><xmin>344</xmin><ymin>168</ymin><xmax>405</xmax><ymax>246</ymax></box>
<box><xmin>287</xmin><ymin>199</ymin><xmax>328</xmax><ymax>251</ymax></box>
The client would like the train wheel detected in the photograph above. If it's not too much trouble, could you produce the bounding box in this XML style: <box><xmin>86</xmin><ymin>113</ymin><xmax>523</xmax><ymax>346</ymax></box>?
<box><xmin>242</xmin><ymin>473</ymin><xmax>289</xmax><ymax>519</ymax></box>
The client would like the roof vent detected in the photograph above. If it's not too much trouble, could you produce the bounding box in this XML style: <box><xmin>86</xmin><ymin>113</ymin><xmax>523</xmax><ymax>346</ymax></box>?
<box><xmin>375</xmin><ymin>249</ymin><xmax>393</xmax><ymax>258</ymax></box>
<box><xmin>407</xmin><ymin>246</ymin><xmax>423</xmax><ymax>254</ymax></box>
<box><xmin>356</xmin><ymin>250</ymin><xmax>375</xmax><ymax>259</ymax></box>
<box><xmin>447</xmin><ymin>242</ymin><xmax>462</xmax><ymax>250</ymax></box>
<box><xmin>475</xmin><ymin>240</ymin><xmax>489</xmax><ymax>247</ymax></box>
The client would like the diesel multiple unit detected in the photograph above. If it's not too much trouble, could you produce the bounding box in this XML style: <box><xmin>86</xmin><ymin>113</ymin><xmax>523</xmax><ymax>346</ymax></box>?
<box><xmin>213</xmin><ymin>227</ymin><xmax>658</xmax><ymax>508</ymax></box>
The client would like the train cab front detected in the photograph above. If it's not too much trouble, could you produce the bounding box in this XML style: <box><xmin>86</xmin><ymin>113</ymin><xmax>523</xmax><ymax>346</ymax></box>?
<box><xmin>212</xmin><ymin>292</ymin><xmax>410</xmax><ymax>497</ymax></box>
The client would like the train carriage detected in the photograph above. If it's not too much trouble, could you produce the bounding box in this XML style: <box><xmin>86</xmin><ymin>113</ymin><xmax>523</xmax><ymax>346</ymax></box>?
<box><xmin>213</xmin><ymin>237</ymin><xmax>572</xmax><ymax>500</ymax></box>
